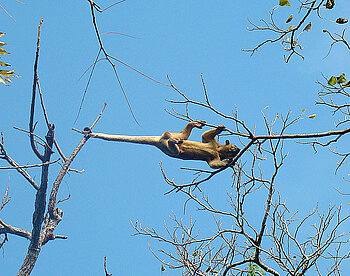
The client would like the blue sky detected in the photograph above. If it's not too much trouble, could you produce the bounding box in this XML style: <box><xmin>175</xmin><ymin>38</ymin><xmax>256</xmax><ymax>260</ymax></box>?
<box><xmin>0</xmin><ymin>1</ymin><xmax>349</xmax><ymax>275</ymax></box>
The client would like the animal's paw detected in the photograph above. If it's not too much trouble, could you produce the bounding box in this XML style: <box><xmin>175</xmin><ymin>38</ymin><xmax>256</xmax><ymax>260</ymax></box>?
<box><xmin>217</xmin><ymin>125</ymin><xmax>225</xmax><ymax>131</ymax></box>
<box><xmin>191</xmin><ymin>120</ymin><xmax>206</xmax><ymax>129</ymax></box>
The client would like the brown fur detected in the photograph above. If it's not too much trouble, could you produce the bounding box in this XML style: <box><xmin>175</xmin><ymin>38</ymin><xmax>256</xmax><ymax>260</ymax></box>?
<box><xmin>88</xmin><ymin>121</ymin><xmax>240</xmax><ymax>169</ymax></box>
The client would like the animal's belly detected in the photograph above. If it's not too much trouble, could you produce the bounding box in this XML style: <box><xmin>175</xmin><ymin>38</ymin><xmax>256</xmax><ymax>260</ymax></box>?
<box><xmin>178</xmin><ymin>144</ymin><xmax>216</xmax><ymax>161</ymax></box>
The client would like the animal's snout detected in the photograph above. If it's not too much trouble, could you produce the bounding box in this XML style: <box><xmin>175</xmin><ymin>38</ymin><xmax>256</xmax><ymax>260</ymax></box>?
<box><xmin>232</xmin><ymin>145</ymin><xmax>240</xmax><ymax>153</ymax></box>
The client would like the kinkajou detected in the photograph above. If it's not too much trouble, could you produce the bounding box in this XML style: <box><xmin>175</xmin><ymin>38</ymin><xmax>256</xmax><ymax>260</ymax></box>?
<box><xmin>85</xmin><ymin>121</ymin><xmax>240</xmax><ymax>169</ymax></box>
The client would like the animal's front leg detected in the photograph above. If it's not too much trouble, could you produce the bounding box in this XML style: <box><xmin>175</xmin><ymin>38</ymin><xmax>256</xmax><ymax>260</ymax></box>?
<box><xmin>208</xmin><ymin>158</ymin><xmax>230</xmax><ymax>169</ymax></box>
<box><xmin>201</xmin><ymin>125</ymin><xmax>225</xmax><ymax>143</ymax></box>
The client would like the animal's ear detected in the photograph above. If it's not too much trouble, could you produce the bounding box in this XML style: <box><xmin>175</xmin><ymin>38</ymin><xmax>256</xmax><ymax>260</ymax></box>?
<box><xmin>225</xmin><ymin>139</ymin><xmax>230</xmax><ymax>145</ymax></box>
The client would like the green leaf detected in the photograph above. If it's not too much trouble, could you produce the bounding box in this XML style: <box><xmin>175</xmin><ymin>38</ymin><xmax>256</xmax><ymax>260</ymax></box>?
<box><xmin>0</xmin><ymin>41</ymin><xmax>7</xmax><ymax>46</ymax></box>
<box><xmin>0</xmin><ymin>47</ymin><xmax>9</xmax><ymax>55</ymax></box>
<box><xmin>302</xmin><ymin>109</ymin><xmax>306</xmax><ymax>112</ymax></box>
<box><xmin>328</xmin><ymin>76</ymin><xmax>336</xmax><ymax>86</ymax></box>
<box><xmin>336</xmin><ymin>18</ymin><xmax>348</xmax><ymax>24</ymax></box>
<box><xmin>303</xmin><ymin>22</ymin><xmax>312</xmax><ymax>32</ymax></box>
<box><xmin>193</xmin><ymin>249</ymin><xmax>198</xmax><ymax>256</ymax></box>
<box><xmin>336</xmin><ymin>73</ymin><xmax>346</xmax><ymax>84</ymax></box>
<box><xmin>0</xmin><ymin>32</ymin><xmax>5</xmax><ymax>38</ymax></box>
<box><xmin>279</xmin><ymin>0</ymin><xmax>291</xmax><ymax>6</ymax></box>
<box><xmin>286</xmin><ymin>15</ymin><xmax>293</xmax><ymax>23</ymax></box>
<box><xmin>0</xmin><ymin>70</ymin><xmax>15</xmax><ymax>77</ymax></box>
<box><xmin>0</xmin><ymin>61</ymin><xmax>10</xmax><ymax>67</ymax></box>
<box><xmin>325</xmin><ymin>0</ymin><xmax>335</xmax><ymax>9</ymax></box>
<box><xmin>308</xmin><ymin>114</ymin><xmax>316</xmax><ymax>119</ymax></box>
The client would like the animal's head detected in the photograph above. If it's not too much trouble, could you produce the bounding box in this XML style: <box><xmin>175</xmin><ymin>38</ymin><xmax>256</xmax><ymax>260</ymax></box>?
<box><xmin>218</xmin><ymin>140</ymin><xmax>240</xmax><ymax>160</ymax></box>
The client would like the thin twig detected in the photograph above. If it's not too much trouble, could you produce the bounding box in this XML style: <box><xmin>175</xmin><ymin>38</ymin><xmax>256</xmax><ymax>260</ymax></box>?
<box><xmin>104</xmin><ymin>256</ymin><xmax>112</xmax><ymax>276</ymax></box>
<box><xmin>0</xmin><ymin>158</ymin><xmax>60</xmax><ymax>170</ymax></box>
<box><xmin>36</xmin><ymin>79</ymin><xmax>50</xmax><ymax>127</ymax></box>
<box><xmin>91</xmin><ymin>102</ymin><xmax>107</xmax><ymax>129</ymax></box>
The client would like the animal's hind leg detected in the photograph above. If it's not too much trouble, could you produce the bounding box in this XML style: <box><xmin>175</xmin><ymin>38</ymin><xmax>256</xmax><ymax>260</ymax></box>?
<box><xmin>201</xmin><ymin>125</ymin><xmax>225</xmax><ymax>143</ymax></box>
<box><xmin>167</xmin><ymin>138</ymin><xmax>183</xmax><ymax>155</ymax></box>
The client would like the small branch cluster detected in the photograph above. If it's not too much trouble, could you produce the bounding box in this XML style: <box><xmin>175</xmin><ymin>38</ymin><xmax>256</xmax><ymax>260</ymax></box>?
<box><xmin>134</xmin><ymin>151</ymin><xmax>350</xmax><ymax>275</ymax></box>
<box><xmin>314</xmin><ymin>71</ymin><xmax>350</xmax><ymax>173</ymax></box>
<box><xmin>244</xmin><ymin>0</ymin><xmax>349</xmax><ymax>62</ymax></box>
<box><xmin>267</xmin><ymin>200</ymin><xmax>350</xmax><ymax>275</ymax></box>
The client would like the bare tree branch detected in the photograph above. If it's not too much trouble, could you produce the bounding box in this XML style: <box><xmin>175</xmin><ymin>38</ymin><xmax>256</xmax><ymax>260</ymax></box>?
<box><xmin>29</xmin><ymin>18</ymin><xmax>44</xmax><ymax>161</ymax></box>
<box><xmin>0</xmin><ymin>135</ymin><xmax>39</xmax><ymax>190</ymax></box>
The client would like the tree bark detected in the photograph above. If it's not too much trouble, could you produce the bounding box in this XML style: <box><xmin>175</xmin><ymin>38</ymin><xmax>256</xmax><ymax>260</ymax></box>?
<box><xmin>17</xmin><ymin>248</ymin><xmax>40</xmax><ymax>276</ymax></box>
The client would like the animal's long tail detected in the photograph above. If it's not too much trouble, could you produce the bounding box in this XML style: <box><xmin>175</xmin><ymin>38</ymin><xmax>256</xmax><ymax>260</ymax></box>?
<box><xmin>90</xmin><ymin>132</ymin><xmax>160</xmax><ymax>146</ymax></box>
